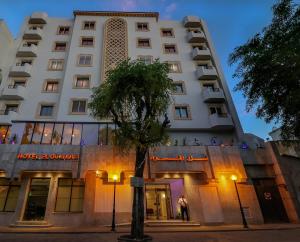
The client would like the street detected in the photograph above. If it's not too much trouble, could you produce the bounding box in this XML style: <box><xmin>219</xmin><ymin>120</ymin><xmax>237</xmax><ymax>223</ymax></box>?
<box><xmin>1</xmin><ymin>229</ymin><xmax>300</xmax><ymax>242</ymax></box>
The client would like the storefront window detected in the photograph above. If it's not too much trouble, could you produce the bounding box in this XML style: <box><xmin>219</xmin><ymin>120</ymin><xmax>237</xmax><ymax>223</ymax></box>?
<box><xmin>107</xmin><ymin>124</ymin><xmax>115</xmax><ymax>145</ymax></box>
<box><xmin>98</xmin><ymin>124</ymin><xmax>108</xmax><ymax>145</ymax></box>
<box><xmin>0</xmin><ymin>125</ymin><xmax>10</xmax><ymax>144</ymax></box>
<box><xmin>62</xmin><ymin>123</ymin><xmax>73</xmax><ymax>145</ymax></box>
<box><xmin>52</xmin><ymin>123</ymin><xmax>63</xmax><ymax>145</ymax></box>
<box><xmin>21</xmin><ymin>123</ymin><xmax>34</xmax><ymax>144</ymax></box>
<box><xmin>55</xmin><ymin>179</ymin><xmax>84</xmax><ymax>212</ymax></box>
<box><xmin>41</xmin><ymin>123</ymin><xmax>54</xmax><ymax>144</ymax></box>
<box><xmin>72</xmin><ymin>124</ymin><xmax>82</xmax><ymax>145</ymax></box>
<box><xmin>0</xmin><ymin>179</ymin><xmax>20</xmax><ymax>212</ymax></box>
<box><xmin>31</xmin><ymin>123</ymin><xmax>44</xmax><ymax>144</ymax></box>
<box><xmin>82</xmin><ymin>124</ymin><xmax>98</xmax><ymax>145</ymax></box>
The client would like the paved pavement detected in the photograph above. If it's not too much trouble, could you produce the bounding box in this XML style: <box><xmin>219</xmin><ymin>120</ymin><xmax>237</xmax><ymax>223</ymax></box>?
<box><xmin>1</xmin><ymin>229</ymin><xmax>300</xmax><ymax>242</ymax></box>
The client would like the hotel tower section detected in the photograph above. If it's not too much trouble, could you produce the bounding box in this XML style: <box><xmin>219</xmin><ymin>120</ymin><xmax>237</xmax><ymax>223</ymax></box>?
<box><xmin>0</xmin><ymin>11</ymin><xmax>277</xmax><ymax>227</ymax></box>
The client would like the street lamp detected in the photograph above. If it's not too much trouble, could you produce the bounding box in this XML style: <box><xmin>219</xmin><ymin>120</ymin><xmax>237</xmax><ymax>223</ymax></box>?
<box><xmin>230</xmin><ymin>175</ymin><xmax>248</xmax><ymax>229</ymax></box>
<box><xmin>111</xmin><ymin>174</ymin><xmax>118</xmax><ymax>232</ymax></box>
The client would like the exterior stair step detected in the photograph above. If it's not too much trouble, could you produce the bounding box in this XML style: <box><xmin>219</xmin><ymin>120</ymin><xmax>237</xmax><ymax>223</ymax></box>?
<box><xmin>145</xmin><ymin>220</ymin><xmax>200</xmax><ymax>226</ymax></box>
<box><xmin>10</xmin><ymin>220</ymin><xmax>52</xmax><ymax>228</ymax></box>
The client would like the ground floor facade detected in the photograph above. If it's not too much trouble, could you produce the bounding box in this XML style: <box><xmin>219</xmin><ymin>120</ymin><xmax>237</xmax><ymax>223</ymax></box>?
<box><xmin>0</xmin><ymin>143</ymin><xmax>295</xmax><ymax>227</ymax></box>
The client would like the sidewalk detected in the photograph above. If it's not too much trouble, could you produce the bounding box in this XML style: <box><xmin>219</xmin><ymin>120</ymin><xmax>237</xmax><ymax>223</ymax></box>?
<box><xmin>1</xmin><ymin>223</ymin><xmax>300</xmax><ymax>234</ymax></box>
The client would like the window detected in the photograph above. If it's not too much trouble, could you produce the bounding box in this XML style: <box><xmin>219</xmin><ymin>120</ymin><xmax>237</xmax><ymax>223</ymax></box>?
<box><xmin>138</xmin><ymin>56</ymin><xmax>152</xmax><ymax>65</ymax></box>
<box><xmin>0</xmin><ymin>179</ymin><xmax>20</xmax><ymax>212</ymax></box>
<box><xmin>57</xmin><ymin>26</ymin><xmax>70</xmax><ymax>35</ymax></box>
<box><xmin>83</xmin><ymin>21</ymin><xmax>95</xmax><ymax>30</ymax></box>
<box><xmin>203</xmin><ymin>83</ymin><xmax>218</xmax><ymax>92</ymax></box>
<box><xmin>13</xmin><ymin>80</ymin><xmax>26</xmax><ymax>88</ymax></box>
<box><xmin>209</xmin><ymin>106</ymin><xmax>226</xmax><ymax>117</ymax></box>
<box><xmin>166</xmin><ymin>62</ymin><xmax>181</xmax><ymax>73</ymax></box>
<box><xmin>74</xmin><ymin>76</ymin><xmax>90</xmax><ymax>88</ymax></box>
<box><xmin>4</xmin><ymin>104</ymin><xmax>18</xmax><ymax>115</ymax></box>
<box><xmin>55</xmin><ymin>179</ymin><xmax>85</xmax><ymax>212</ymax></box>
<box><xmin>48</xmin><ymin>59</ymin><xmax>64</xmax><ymax>70</ymax></box>
<box><xmin>80</xmin><ymin>37</ymin><xmax>94</xmax><ymax>47</ymax></box>
<box><xmin>137</xmin><ymin>38</ymin><xmax>151</xmax><ymax>48</ymax></box>
<box><xmin>53</xmin><ymin>42</ymin><xmax>67</xmax><ymax>51</ymax></box>
<box><xmin>40</xmin><ymin>105</ymin><xmax>54</xmax><ymax>117</ymax></box>
<box><xmin>173</xmin><ymin>81</ymin><xmax>185</xmax><ymax>94</ymax></box>
<box><xmin>0</xmin><ymin>126</ymin><xmax>10</xmax><ymax>144</ymax></box>
<box><xmin>71</xmin><ymin>100</ymin><xmax>87</xmax><ymax>113</ymax></box>
<box><xmin>45</xmin><ymin>80</ymin><xmax>59</xmax><ymax>92</ymax></box>
<box><xmin>41</xmin><ymin>123</ymin><xmax>54</xmax><ymax>144</ymax></box>
<box><xmin>77</xmin><ymin>55</ymin><xmax>92</xmax><ymax>66</ymax></box>
<box><xmin>136</xmin><ymin>22</ymin><xmax>149</xmax><ymax>31</ymax></box>
<box><xmin>17</xmin><ymin>59</ymin><xmax>32</xmax><ymax>66</ymax></box>
<box><xmin>164</xmin><ymin>44</ymin><xmax>177</xmax><ymax>54</ymax></box>
<box><xmin>175</xmin><ymin>106</ymin><xmax>190</xmax><ymax>119</ymax></box>
<box><xmin>23</xmin><ymin>41</ymin><xmax>38</xmax><ymax>47</ymax></box>
<box><xmin>29</xmin><ymin>25</ymin><xmax>43</xmax><ymax>30</ymax></box>
<box><xmin>161</xmin><ymin>28</ymin><xmax>174</xmax><ymax>37</ymax></box>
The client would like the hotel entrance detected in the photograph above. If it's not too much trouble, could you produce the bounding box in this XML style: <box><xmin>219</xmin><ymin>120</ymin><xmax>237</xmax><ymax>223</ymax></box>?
<box><xmin>23</xmin><ymin>178</ymin><xmax>50</xmax><ymax>221</ymax></box>
<box><xmin>145</xmin><ymin>184</ymin><xmax>173</xmax><ymax>220</ymax></box>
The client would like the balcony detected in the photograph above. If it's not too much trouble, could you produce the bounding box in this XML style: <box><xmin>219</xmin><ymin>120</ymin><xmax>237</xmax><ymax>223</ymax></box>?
<box><xmin>187</xmin><ymin>31</ymin><xmax>206</xmax><ymax>43</ymax></box>
<box><xmin>0</xmin><ymin>110</ymin><xmax>18</xmax><ymax>125</ymax></box>
<box><xmin>183</xmin><ymin>16</ymin><xmax>202</xmax><ymax>28</ymax></box>
<box><xmin>209</xmin><ymin>113</ymin><xmax>234</xmax><ymax>130</ymax></box>
<box><xmin>23</xmin><ymin>27</ymin><xmax>43</xmax><ymax>40</ymax></box>
<box><xmin>9</xmin><ymin>63</ymin><xmax>32</xmax><ymax>77</ymax></box>
<box><xmin>28</xmin><ymin>12</ymin><xmax>48</xmax><ymax>24</ymax></box>
<box><xmin>0</xmin><ymin>85</ymin><xmax>27</xmax><ymax>100</ymax></box>
<box><xmin>202</xmin><ymin>88</ymin><xmax>225</xmax><ymax>103</ymax></box>
<box><xmin>192</xmin><ymin>47</ymin><xmax>211</xmax><ymax>60</ymax></box>
<box><xmin>196</xmin><ymin>66</ymin><xmax>218</xmax><ymax>80</ymax></box>
<box><xmin>16</xmin><ymin>44</ymin><xmax>38</xmax><ymax>57</ymax></box>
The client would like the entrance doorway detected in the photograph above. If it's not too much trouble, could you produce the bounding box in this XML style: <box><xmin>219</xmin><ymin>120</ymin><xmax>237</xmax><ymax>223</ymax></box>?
<box><xmin>253</xmin><ymin>178</ymin><xmax>288</xmax><ymax>223</ymax></box>
<box><xmin>23</xmin><ymin>178</ymin><xmax>50</xmax><ymax>221</ymax></box>
<box><xmin>145</xmin><ymin>184</ymin><xmax>173</xmax><ymax>220</ymax></box>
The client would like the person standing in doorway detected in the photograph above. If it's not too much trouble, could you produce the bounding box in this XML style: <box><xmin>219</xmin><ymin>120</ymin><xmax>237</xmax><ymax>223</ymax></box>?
<box><xmin>178</xmin><ymin>195</ymin><xmax>190</xmax><ymax>221</ymax></box>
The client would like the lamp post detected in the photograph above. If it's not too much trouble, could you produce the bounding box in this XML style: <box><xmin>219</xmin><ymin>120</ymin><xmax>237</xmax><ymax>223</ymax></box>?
<box><xmin>230</xmin><ymin>175</ymin><xmax>248</xmax><ymax>229</ymax></box>
<box><xmin>111</xmin><ymin>174</ymin><xmax>118</xmax><ymax>232</ymax></box>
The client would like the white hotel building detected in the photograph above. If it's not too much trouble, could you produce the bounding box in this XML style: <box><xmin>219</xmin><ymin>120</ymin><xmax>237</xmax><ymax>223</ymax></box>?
<box><xmin>0</xmin><ymin>11</ymin><xmax>284</xmax><ymax>227</ymax></box>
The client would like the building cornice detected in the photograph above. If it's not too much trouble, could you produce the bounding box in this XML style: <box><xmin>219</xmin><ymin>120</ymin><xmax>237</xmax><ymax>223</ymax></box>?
<box><xmin>73</xmin><ymin>11</ymin><xmax>159</xmax><ymax>21</ymax></box>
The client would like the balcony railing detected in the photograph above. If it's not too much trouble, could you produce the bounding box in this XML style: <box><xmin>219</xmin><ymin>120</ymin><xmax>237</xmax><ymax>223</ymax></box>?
<box><xmin>23</xmin><ymin>27</ymin><xmax>43</xmax><ymax>40</ymax></box>
<box><xmin>0</xmin><ymin>85</ymin><xmax>27</xmax><ymax>100</ymax></box>
<box><xmin>187</xmin><ymin>31</ymin><xmax>206</xmax><ymax>43</ymax></box>
<box><xmin>196</xmin><ymin>66</ymin><xmax>218</xmax><ymax>80</ymax></box>
<box><xmin>202</xmin><ymin>88</ymin><xmax>225</xmax><ymax>103</ymax></box>
<box><xmin>16</xmin><ymin>44</ymin><xmax>38</xmax><ymax>57</ymax></box>
<box><xmin>9</xmin><ymin>63</ymin><xmax>32</xmax><ymax>77</ymax></box>
<box><xmin>209</xmin><ymin>113</ymin><xmax>234</xmax><ymax>129</ymax></box>
<box><xmin>0</xmin><ymin>110</ymin><xmax>18</xmax><ymax>124</ymax></box>
<box><xmin>183</xmin><ymin>16</ymin><xmax>202</xmax><ymax>27</ymax></box>
<box><xmin>28</xmin><ymin>12</ymin><xmax>48</xmax><ymax>24</ymax></box>
<box><xmin>192</xmin><ymin>47</ymin><xmax>211</xmax><ymax>60</ymax></box>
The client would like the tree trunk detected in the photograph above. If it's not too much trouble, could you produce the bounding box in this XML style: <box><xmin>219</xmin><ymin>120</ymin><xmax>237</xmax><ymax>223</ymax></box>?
<box><xmin>131</xmin><ymin>146</ymin><xmax>147</xmax><ymax>239</ymax></box>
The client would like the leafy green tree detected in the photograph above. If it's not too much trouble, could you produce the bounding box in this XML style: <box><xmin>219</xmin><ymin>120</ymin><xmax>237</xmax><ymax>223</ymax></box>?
<box><xmin>88</xmin><ymin>59</ymin><xmax>173</xmax><ymax>240</ymax></box>
<box><xmin>229</xmin><ymin>0</ymin><xmax>300</xmax><ymax>140</ymax></box>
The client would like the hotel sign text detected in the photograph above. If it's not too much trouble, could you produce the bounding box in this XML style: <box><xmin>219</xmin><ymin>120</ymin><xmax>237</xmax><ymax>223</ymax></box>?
<box><xmin>17</xmin><ymin>153</ymin><xmax>80</xmax><ymax>161</ymax></box>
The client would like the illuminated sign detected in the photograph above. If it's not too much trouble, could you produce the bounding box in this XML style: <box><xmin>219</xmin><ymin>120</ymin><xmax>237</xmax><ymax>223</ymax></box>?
<box><xmin>17</xmin><ymin>153</ymin><xmax>80</xmax><ymax>161</ymax></box>
<box><xmin>150</xmin><ymin>154</ymin><xmax>208</xmax><ymax>162</ymax></box>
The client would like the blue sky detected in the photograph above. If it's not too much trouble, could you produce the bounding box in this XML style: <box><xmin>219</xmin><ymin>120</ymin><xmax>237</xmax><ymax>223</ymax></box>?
<box><xmin>1</xmin><ymin>0</ymin><xmax>288</xmax><ymax>140</ymax></box>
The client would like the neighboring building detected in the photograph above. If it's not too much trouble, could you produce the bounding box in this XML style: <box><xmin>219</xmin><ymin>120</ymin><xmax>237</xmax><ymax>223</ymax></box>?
<box><xmin>0</xmin><ymin>20</ymin><xmax>14</xmax><ymax>87</ymax></box>
<box><xmin>0</xmin><ymin>11</ymin><xmax>266</xmax><ymax>227</ymax></box>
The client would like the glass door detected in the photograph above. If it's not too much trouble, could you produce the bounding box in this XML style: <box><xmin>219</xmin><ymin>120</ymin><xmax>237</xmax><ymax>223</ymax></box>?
<box><xmin>23</xmin><ymin>178</ymin><xmax>50</xmax><ymax>221</ymax></box>
<box><xmin>145</xmin><ymin>184</ymin><xmax>172</xmax><ymax>220</ymax></box>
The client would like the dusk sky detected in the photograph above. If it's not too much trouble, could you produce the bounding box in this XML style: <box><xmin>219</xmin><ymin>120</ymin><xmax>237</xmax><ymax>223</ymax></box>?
<box><xmin>1</xmin><ymin>0</ymin><xmax>291</xmax><ymax>140</ymax></box>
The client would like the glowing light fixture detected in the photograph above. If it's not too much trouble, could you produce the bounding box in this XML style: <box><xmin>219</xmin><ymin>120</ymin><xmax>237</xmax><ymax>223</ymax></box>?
<box><xmin>230</xmin><ymin>174</ymin><xmax>237</xmax><ymax>181</ymax></box>
<box><xmin>113</xmin><ymin>174</ymin><xmax>118</xmax><ymax>181</ymax></box>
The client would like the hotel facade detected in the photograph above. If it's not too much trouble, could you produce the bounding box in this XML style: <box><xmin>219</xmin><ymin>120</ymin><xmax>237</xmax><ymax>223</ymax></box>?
<box><xmin>0</xmin><ymin>11</ymin><xmax>297</xmax><ymax>227</ymax></box>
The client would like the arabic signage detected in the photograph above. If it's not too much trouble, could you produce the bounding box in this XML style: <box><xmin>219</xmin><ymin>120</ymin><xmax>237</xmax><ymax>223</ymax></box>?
<box><xmin>150</xmin><ymin>154</ymin><xmax>208</xmax><ymax>162</ymax></box>
<box><xmin>17</xmin><ymin>153</ymin><xmax>80</xmax><ymax>161</ymax></box>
